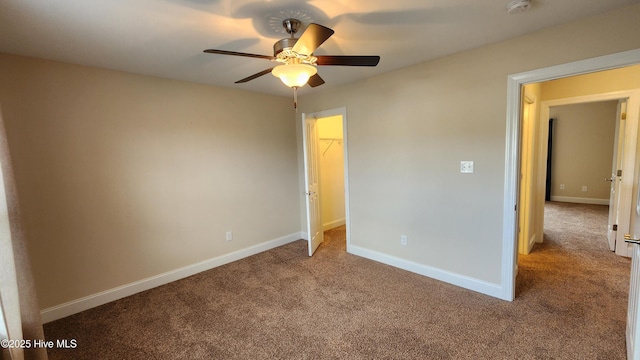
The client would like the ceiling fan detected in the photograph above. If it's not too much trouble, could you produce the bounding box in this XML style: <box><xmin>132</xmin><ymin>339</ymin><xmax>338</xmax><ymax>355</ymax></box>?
<box><xmin>203</xmin><ymin>19</ymin><xmax>380</xmax><ymax>89</ymax></box>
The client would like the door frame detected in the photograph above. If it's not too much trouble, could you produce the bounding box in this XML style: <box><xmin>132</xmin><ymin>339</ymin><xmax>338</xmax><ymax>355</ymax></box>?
<box><xmin>501</xmin><ymin>48</ymin><xmax>640</xmax><ymax>301</ymax></box>
<box><xmin>539</xmin><ymin>93</ymin><xmax>639</xmax><ymax>256</ymax></box>
<box><xmin>301</xmin><ymin>106</ymin><xmax>351</xmax><ymax>253</ymax></box>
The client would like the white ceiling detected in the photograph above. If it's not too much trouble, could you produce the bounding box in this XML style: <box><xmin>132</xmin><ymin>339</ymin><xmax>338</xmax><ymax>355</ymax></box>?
<box><xmin>1</xmin><ymin>0</ymin><xmax>638</xmax><ymax>97</ymax></box>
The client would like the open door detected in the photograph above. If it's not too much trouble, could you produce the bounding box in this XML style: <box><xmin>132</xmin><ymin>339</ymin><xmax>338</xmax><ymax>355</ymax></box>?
<box><xmin>608</xmin><ymin>99</ymin><xmax>628</xmax><ymax>251</ymax></box>
<box><xmin>624</xmin><ymin>94</ymin><xmax>640</xmax><ymax>359</ymax></box>
<box><xmin>518</xmin><ymin>94</ymin><xmax>536</xmax><ymax>254</ymax></box>
<box><xmin>624</xmin><ymin>175</ymin><xmax>640</xmax><ymax>359</ymax></box>
<box><xmin>302</xmin><ymin>116</ymin><xmax>323</xmax><ymax>256</ymax></box>
<box><xmin>617</xmin><ymin>93</ymin><xmax>640</xmax><ymax>258</ymax></box>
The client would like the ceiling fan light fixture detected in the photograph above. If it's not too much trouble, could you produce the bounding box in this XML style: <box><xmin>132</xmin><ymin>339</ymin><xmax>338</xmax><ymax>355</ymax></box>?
<box><xmin>272</xmin><ymin>63</ymin><xmax>317</xmax><ymax>88</ymax></box>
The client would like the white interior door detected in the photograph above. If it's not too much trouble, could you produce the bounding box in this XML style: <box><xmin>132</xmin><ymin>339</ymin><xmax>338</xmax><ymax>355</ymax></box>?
<box><xmin>518</xmin><ymin>95</ymin><xmax>536</xmax><ymax>254</ymax></box>
<box><xmin>608</xmin><ymin>99</ymin><xmax>628</xmax><ymax>251</ymax></box>
<box><xmin>624</xmin><ymin>94</ymin><xmax>640</xmax><ymax>359</ymax></box>
<box><xmin>624</xmin><ymin>172</ymin><xmax>640</xmax><ymax>360</ymax></box>
<box><xmin>303</xmin><ymin>116</ymin><xmax>323</xmax><ymax>256</ymax></box>
<box><xmin>617</xmin><ymin>93</ymin><xmax>640</xmax><ymax>258</ymax></box>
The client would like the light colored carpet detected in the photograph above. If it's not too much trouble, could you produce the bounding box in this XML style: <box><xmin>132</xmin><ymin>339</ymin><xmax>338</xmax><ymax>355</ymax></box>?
<box><xmin>44</xmin><ymin>202</ymin><xmax>631</xmax><ymax>359</ymax></box>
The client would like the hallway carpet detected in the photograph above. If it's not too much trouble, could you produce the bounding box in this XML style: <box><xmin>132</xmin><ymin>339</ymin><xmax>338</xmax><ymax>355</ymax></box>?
<box><xmin>44</xmin><ymin>202</ymin><xmax>630</xmax><ymax>359</ymax></box>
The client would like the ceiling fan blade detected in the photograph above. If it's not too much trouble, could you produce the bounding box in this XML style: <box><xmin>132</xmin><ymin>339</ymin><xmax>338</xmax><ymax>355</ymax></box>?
<box><xmin>204</xmin><ymin>49</ymin><xmax>274</xmax><ymax>61</ymax></box>
<box><xmin>292</xmin><ymin>23</ymin><xmax>334</xmax><ymax>56</ymax></box>
<box><xmin>235</xmin><ymin>68</ymin><xmax>275</xmax><ymax>83</ymax></box>
<box><xmin>307</xmin><ymin>74</ymin><xmax>325</xmax><ymax>87</ymax></box>
<box><xmin>316</xmin><ymin>55</ymin><xmax>380</xmax><ymax>66</ymax></box>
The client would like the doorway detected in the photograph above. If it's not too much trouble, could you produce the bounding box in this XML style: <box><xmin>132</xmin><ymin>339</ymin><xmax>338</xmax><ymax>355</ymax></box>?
<box><xmin>317</xmin><ymin>116</ymin><xmax>346</xmax><ymax>232</ymax></box>
<box><xmin>539</xmin><ymin>93</ymin><xmax>637</xmax><ymax>258</ymax></box>
<box><xmin>501</xmin><ymin>48</ymin><xmax>640</xmax><ymax>301</ymax></box>
<box><xmin>520</xmin><ymin>94</ymin><xmax>624</xmax><ymax>253</ymax></box>
<box><xmin>518</xmin><ymin>84</ymin><xmax>628</xmax><ymax>258</ymax></box>
<box><xmin>302</xmin><ymin>107</ymin><xmax>350</xmax><ymax>256</ymax></box>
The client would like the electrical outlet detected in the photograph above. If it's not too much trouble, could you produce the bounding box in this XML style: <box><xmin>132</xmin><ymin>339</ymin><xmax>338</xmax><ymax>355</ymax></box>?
<box><xmin>460</xmin><ymin>161</ymin><xmax>474</xmax><ymax>173</ymax></box>
<box><xmin>401</xmin><ymin>235</ymin><xmax>408</xmax><ymax>246</ymax></box>
<box><xmin>225</xmin><ymin>231</ymin><xmax>233</xmax><ymax>241</ymax></box>
<box><xmin>582</xmin><ymin>186</ymin><xmax>588</xmax><ymax>192</ymax></box>
<box><xmin>560</xmin><ymin>184</ymin><xmax>565</xmax><ymax>190</ymax></box>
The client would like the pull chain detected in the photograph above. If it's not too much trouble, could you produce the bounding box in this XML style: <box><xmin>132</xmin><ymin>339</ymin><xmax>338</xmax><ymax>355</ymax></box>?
<box><xmin>293</xmin><ymin>86</ymin><xmax>298</xmax><ymax>110</ymax></box>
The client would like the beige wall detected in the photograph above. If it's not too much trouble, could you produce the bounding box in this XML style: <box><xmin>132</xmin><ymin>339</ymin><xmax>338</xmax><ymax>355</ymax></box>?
<box><xmin>0</xmin><ymin>54</ymin><xmax>300</xmax><ymax>310</ymax></box>
<box><xmin>549</xmin><ymin>102</ymin><xmax>617</xmax><ymax>201</ymax></box>
<box><xmin>541</xmin><ymin>64</ymin><xmax>640</xmax><ymax>101</ymax></box>
<box><xmin>318</xmin><ymin>116</ymin><xmax>345</xmax><ymax>230</ymax></box>
<box><xmin>298</xmin><ymin>4</ymin><xmax>640</xmax><ymax>285</ymax></box>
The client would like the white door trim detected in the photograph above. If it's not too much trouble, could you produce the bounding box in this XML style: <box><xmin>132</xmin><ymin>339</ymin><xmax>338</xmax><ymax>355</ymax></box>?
<box><xmin>302</xmin><ymin>107</ymin><xmax>351</xmax><ymax>253</ymax></box>
<box><xmin>502</xmin><ymin>48</ymin><xmax>640</xmax><ymax>301</ymax></box>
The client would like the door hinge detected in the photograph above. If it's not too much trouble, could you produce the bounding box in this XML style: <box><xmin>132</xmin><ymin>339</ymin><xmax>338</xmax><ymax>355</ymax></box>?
<box><xmin>617</xmin><ymin>169</ymin><xmax>623</xmax><ymax>177</ymax></box>
<box><xmin>515</xmin><ymin>204</ymin><xmax>517</xmax><ymax>211</ymax></box>
<box><xmin>613</xmin><ymin>224</ymin><xmax>618</xmax><ymax>231</ymax></box>
<box><xmin>622</xmin><ymin>112</ymin><xmax>627</xmax><ymax>120</ymax></box>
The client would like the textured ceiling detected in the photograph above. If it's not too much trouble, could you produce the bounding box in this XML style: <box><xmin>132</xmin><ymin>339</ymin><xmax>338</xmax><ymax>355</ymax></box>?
<box><xmin>1</xmin><ymin>0</ymin><xmax>639</xmax><ymax>97</ymax></box>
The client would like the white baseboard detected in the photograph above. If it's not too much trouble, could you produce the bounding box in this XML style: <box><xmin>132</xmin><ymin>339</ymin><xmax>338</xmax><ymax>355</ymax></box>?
<box><xmin>323</xmin><ymin>218</ymin><xmax>346</xmax><ymax>231</ymax></box>
<box><xmin>349</xmin><ymin>245</ymin><xmax>503</xmax><ymax>299</ymax></box>
<box><xmin>550</xmin><ymin>196</ymin><xmax>609</xmax><ymax>205</ymax></box>
<box><xmin>527</xmin><ymin>233</ymin><xmax>537</xmax><ymax>251</ymax></box>
<box><xmin>40</xmin><ymin>232</ymin><xmax>303</xmax><ymax>323</ymax></box>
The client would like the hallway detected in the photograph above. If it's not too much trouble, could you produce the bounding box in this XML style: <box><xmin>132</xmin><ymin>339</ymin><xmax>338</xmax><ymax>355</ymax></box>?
<box><xmin>516</xmin><ymin>201</ymin><xmax>631</xmax><ymax>357</ymax></box>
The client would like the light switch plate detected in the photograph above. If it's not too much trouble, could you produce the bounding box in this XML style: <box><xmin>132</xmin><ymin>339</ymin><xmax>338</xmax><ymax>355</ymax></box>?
<box><xmin>460</xmin><ymin>161</ymin><xmax>474</xmax><ymax>173</ymax></box>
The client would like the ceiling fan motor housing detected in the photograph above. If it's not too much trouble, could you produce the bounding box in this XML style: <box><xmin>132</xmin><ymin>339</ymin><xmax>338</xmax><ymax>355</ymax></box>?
<box><xmin>274</xmin><ymin>38</ymin><xmax>298</xmax><ymax>57</ymax></box>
